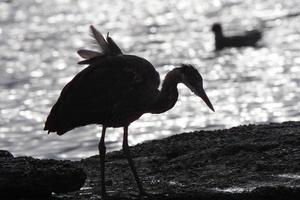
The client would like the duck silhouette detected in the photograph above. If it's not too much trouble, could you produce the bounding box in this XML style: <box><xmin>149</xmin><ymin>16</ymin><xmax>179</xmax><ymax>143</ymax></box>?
<box><xmin>211</xmin><ymin>23</ymin><xmax>262</xmax><ymax>50</ymax></box>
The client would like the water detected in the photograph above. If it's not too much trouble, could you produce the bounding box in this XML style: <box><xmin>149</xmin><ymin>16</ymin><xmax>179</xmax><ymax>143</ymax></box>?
<box><xmin>0</xmin><ymin>0</ymin><xmax>299</xmax><ymax>160</ymax></box>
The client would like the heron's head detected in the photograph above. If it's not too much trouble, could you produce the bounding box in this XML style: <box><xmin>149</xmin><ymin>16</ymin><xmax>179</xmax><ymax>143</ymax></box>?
<box><xmin>211</xmin><ymin>23</ymin><xmax>222</xmax><ymax>34</ymax></box>
<box><xmin>179</xmin><ymin>64</ymin><xmax>215</xmax><ymax>112</ymax></box>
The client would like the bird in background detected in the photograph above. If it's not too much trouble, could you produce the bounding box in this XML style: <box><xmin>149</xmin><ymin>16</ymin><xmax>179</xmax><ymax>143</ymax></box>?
<box><xmin>211</xmin><ymin>23</ymin><xmax>262</xmax><ymax>50</ymax></box>
<box><xmin>44</xmin><ymin>25</ymin><xmax>215</xmax><ymax>198</ymax></box>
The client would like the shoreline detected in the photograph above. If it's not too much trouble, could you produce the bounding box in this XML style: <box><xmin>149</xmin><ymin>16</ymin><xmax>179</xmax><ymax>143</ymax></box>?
<box><xmin>1</xmin><ymin>121</ymin><xmax>300</xmax><ymax>199</ymax></box>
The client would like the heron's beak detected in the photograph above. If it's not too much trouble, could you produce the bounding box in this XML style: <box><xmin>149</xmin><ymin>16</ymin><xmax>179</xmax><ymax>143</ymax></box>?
<box><xmin>196</xmin><ymin>88</ymin><xmax>215</xmax><ymax>112</ymax></box>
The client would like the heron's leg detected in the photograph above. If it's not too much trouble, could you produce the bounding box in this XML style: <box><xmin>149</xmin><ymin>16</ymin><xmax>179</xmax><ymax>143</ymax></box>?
<box><xmin>122</xmin><ymin>126</ymin><xmax>146</xmax><ymax>195</ymax></box>
<box><xmin>98</xmin><ymin>126</ymin><xmax>107</xmax><ymax>198</ymax></box>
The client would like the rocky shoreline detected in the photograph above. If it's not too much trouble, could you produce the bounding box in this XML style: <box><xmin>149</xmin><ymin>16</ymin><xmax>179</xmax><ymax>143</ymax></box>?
<box><xmin>1</xmin><ymin>121</ymin><xmax>300</xmax><ymax>199</ymax></box>
<box><xmin>0</xmin><ymin>151</ymin><xmax>86</xmax><ymax>199</ymax></box>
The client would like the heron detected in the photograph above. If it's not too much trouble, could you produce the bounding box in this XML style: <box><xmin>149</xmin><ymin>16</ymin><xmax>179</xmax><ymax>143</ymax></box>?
<box><xmin>212</xmin><ymin>23</ymin><xmax>262</xmax><ymax>50</ymax></box>
<box><xmin>44</xmin><ymin>25</ymin><xmax>215</xmax><ymax>198</ymax></box>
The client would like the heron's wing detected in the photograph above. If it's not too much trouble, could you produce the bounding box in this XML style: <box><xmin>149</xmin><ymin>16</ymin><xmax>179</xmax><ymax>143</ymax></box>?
<box><xmin>44</xmin><ymin>64</ymin><xmax>110</xmax><ymax>134</ymax></box>
<box><xmin>45</xmin><ymin>64</ymin><xmax>124</xmax><ymax>134</ymax></box>
<box><xmin>61</xmin><ymin>61</ymin><xmax>157</xmax><ymax>124</ymax></box>
<box><xmin>45</xmin><ymin>55</ymin><xmax>159</xmax><ymax>134</ymax></box>
<box><xmin>123</xmin><ymin>55</ymin><xmax>160</xmax><ymax>90</ymax></box>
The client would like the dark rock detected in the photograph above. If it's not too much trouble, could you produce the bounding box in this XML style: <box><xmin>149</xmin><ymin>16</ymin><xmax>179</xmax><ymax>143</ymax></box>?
<box><xmin>0</xmin><ymin>150</ymin><xmax>14</xmax><ymax>159</ymax></box>
<box><xmin>65</xmin><ymin>121</ymin><xmax>300</xmax><ymax>200</ymax></box>
<box><xmin>112</xmin><ymin>186</ymin><xmax>300</xmax><ymax>200</ymax></box>
<box><xmin>0</xmin><ymin>155</ymin><xmax>86</xmax><ymax>198</ymax></box>
<box><xmin>4</xmin><ymin>121</ymin><xmax>298</xmax><ymax>199</ymax></box>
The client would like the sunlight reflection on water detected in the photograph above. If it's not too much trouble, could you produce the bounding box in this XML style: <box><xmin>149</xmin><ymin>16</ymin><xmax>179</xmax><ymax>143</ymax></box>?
<box><xmin>0</xmin><ymin>0</ymin><xmax>299</xmax><ymax>159</ymax></box>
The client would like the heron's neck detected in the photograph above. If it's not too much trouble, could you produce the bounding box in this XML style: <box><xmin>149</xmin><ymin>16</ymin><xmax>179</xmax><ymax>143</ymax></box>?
<box><xmin>149</xmin><ymin>69</ymin><xmax>182</xmax><ymax>114</ymax></box>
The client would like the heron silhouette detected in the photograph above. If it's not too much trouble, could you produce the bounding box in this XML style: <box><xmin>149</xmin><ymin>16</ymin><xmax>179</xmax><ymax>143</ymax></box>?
<box><xmin>44</xmin><ymin>25</ymin><xmax>215</xmax><ymax>198</ymax></box>
<box><xmin>212</xmin><ymin>23</ymin><xmax>262</xmax><ymax>50</ymax></box>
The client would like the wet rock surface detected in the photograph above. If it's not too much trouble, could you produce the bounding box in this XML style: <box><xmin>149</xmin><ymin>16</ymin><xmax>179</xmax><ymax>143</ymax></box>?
<box><xmin>0</xmin><ymin>152</ymin><xmax>86</xmax><ymax>199</ymax></box>
<box><xmin>69</xmin><ymin>121</ymin><xmax>300</xmax><ymax>199</ymax></box>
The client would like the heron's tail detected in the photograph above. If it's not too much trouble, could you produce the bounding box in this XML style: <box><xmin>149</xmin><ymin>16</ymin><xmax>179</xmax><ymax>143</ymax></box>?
<box><xmin>77</xmin><ymin>25</ymin><xmax>122</xmax><ymax>65</ymax></box>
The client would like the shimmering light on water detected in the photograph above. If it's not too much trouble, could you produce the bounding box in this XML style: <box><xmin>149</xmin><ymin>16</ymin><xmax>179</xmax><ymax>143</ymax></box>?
<box><xmin>277</xmin><ymin>174</ymin><xmax>300</xmax><ymax>179</ymax></box>
<box><xmin>215</xmin><ymin>186</ymin><xmax>254</xmax><ymax>193</ymax></box>
<box><xmin>0</xmin><ymin>0</ymin><xmax>300</xmax><ymax>159</ymax></box>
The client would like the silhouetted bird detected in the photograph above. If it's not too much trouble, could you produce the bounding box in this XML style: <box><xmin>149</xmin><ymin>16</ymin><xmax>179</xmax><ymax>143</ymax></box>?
<box><xmin>211</xmin><ymin>23</ymin><xmax>262</xmax><ymax>50</ymax></box>
<box><xmin>44</xmin><ymin>25</ymin><xmax>215</xmax><ymax>198</ymax></box>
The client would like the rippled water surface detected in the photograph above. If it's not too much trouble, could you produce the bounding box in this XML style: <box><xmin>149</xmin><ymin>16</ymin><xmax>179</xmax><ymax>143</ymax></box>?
<box><xmin>0</xmin><ymin>0</ymin><xmax>299</xmax><ymax>159</ymax></box>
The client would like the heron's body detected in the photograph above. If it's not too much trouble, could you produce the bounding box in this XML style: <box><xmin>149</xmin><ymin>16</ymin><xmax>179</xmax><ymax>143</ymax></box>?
<box><xmin>45</xmin><ymin>55</ymin><xmax>160</xmax><ymax>134</ymax></box>
<box><xmin>45</xmin><ymin>25</ymin><xmax>214</xmax><ymax>198</ymax></box>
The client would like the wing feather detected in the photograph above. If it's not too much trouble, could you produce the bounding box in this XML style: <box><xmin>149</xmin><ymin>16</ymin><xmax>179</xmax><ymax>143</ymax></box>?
<box><xmin>77</xmin><ymin>49</ymin><xmax>104</xmax><ymax>59</ymax></box>
<box><xmin>106</xmin><ymin>32</ymin><xmax>122</xmax><ymax>55</ymax></box>
<box><xmin>90</xmin><ymin>25</ymin><xmax>109</xmax><ymax>53</ymax></box>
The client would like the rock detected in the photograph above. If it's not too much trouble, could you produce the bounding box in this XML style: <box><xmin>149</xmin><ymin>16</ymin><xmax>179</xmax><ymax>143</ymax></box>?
<box><xmin>2</xmin><ymin>121</ymin><xmax>300</xmax><ymax>199</ymax></box>
<box><xmin>106</xmin><ymin>186</ymin><xmax>300</xmax><ymax>200</ymax></box>
<box><xmin>0</xmin><ymin>150</ymin><xmax>14</xmax><ymax>159</ymax></box>
<box><xmin>0</xmin><ymin>155</ymin><xmax>86</xmax><ymax>198</ymax></box>
<box><xmin>68</xmin><ymin>121</ymin><xmax>300</xmax><ymax>200</ymax></box>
